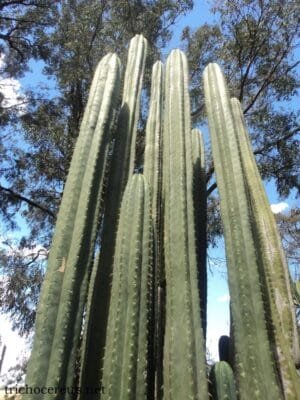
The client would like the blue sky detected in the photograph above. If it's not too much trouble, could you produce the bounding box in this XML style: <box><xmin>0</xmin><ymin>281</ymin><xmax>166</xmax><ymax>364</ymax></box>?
<box><xmin>0</xmin><ymin>0</ymin><xmax>299</xmax><ymax>379</ymax></box>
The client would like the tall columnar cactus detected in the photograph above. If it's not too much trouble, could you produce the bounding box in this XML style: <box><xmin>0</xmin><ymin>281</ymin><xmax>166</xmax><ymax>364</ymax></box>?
<box><xmin>209</xmin><ymin>361</ymin><xmax>237</xmax><ymax>400</ymax></box>
<box><xmin>101</xmin><ymin>174</ymin><xmax>153</xmax><ymax>400</ymax></box>
<box><xmin>203</xmin><ymin>63</ymin><xmax>282</xmax><ymax>399</ymax></box>
<box><xmin>230</xmin><ymin>97</ymin><xmax>300</xmax><ymax>399</ymax></box>
<box><xmin>24</xmin><ymin>53</ymin><xmax>121</xmax><ymax>400</ymax></box>
<box><xmin>79</xmin><ymin>34</ymin><xmax>148</xmax><ymax>393</ymax></box>
<box><xmin>144</xmin><ymin>60</ymin><xmax>163</xmax><ymax>252</ymax></box>
<box><xmin>23</xmin><ymin>36</ymin><xmax>299</xmax><ymax>400</ymax></box>
<box><xmin>143</xmin><ymin>60</ymin><xmax>164</xmax><ymax>398</ymax></box>
<box><xmin>162</xmin><ymin>49</ymin><xmax>208</xmax><ymax>400</ymax></box>
<box><xmin>191</xmin><ymin>128</ymin><xmax>207</xmax><ymax>337</ymax></box>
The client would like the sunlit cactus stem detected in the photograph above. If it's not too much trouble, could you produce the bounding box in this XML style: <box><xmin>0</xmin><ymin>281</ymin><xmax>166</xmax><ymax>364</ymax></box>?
<box><xmin>203</xmin><ymin>62</ymin><xmax>282</xmax><ymax>400</ymax></box>
<box><xmin>79</xmin><ymin>34</ymin><xmax>148</xmax><ymax>394</ymax></box>
<box><xmin>24</xmin><ymin>52</ymin><xmax>121</xmax><ymax>400</ymax></box>
<box><xmin>163</xmin><ymin>49</ymin><xmax>208</xmax><ymax>400</ymax></box>
<box><xmin>101</xmin><ymin>174</ymin><xmax>153</xmax><ymax>400</ymax></box>
<box><xmin>209</xmin><ymin>361</ymin><xmax>237</xmax><ymax>400</ymax></box>
<box><xmin>230</xmin><ymin>97</ymin><xmax>300</xmax><ymax>399</ymax></box>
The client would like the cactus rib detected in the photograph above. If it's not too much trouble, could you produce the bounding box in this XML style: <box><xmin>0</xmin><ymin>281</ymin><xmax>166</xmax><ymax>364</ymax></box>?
<box><xmin>231</xmin><ymin>97</ymin><xmax>300</xmax><ymax>399</ymax></box>
<box><xmin>79</xmin><ymin>34</ymin><xmax>148</xmax><ymax>394</ymax></box>
<box><xmin>101</xmin><ymin>174</ymin><xmax>153</xmax><ymax>400</ymax></box>
<box><xmin>209</xmin><ymin>361</ymin><xmax>237</xmax><ymax>400</ymax></box>
<box><xmin>192</xmin><ymin>128</ymin><xmax>207</xmax><ymax>337</ymax></box>
<box><xmin>24</xmin><ymin>53</ymin><xmax>121</xmax><ymax>400</ymax></box>
<box><xmin>143</xmin><ymin>60</ymin><xmax>164</xmax><ymax>399</ymax></box>
<box><xmin>203</xmin><ymin>62</ymin><xmax>282</xmax><ymax>400</ymax></box>
<box><xmin>163</xmin><ymin>49</ymin><xmax>208</xmax><ymax>400</ymax></box>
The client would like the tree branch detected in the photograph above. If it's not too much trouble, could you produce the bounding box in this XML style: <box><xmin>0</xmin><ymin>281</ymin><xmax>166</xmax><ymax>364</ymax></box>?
<box><xmin>191</xmin><ymin>103</ymin><xmax>204</xmax><ymax>119</ymax></box>
<box><xmin>0</xmin><ymin>185</ymin><xmax>56</xmax><ymax>218</ymax></box>
<box><xmin>207</xmin><ymin>182</ymin><xmax>217</xmax><ymax>197</ymax></box>
<box><xmin>253</xmin><ymin>126</ymin><xmax>300</xmax><ymax>155</ymax></box>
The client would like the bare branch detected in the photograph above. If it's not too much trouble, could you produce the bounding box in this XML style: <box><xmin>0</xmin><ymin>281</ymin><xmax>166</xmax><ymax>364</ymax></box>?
<box><xmin>0</xmin><ymin>185</ymin><xmax>56</xmax><ymax>218</ymax></box>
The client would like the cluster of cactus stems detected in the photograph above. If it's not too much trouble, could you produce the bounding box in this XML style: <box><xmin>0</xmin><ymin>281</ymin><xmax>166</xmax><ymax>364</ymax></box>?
<box><xmin>24</xmin><ymin>35</ymin><xmax>299</xmax><ymax>400</ymax></box>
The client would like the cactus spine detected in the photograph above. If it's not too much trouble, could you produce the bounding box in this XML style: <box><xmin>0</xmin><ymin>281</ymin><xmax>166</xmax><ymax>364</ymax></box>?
<box><xmin>230</xmin><ymin>97</ymin><xmax>300</xmax><ymax>399</ymax></box>
<box><xmin>24</xmin><ymin>53</ymin><xmax>121</xmax><ymax>399</ymax></box>
<box><xmin>209</xmin><ymin>361</ymin><xmax>237</xmax><ymax>400</ymax></box>
<box><xmin>101</xmin><ymin>174</ymin><xmax>153</xmax><ymax>399</ymax></box>
<box><xmin>79</xmin><ymin>34</ymin><xmax>148</xmax><ymax>393</ymax></box>
<box><xmin>162</xmin><ymin>49</ymin><xmax>208</xmax><ymax>399</ymax></box>
<box><xmin>203</xmin><ymin>63</ymin><xmax>282</xmax><ymax>399</ymax></box>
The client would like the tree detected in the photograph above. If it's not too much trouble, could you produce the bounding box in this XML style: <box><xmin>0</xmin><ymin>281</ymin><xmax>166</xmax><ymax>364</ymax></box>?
<box><xmin>0</xmin><ymin>0</ymin><xmax>299</xmax><ymax>337</ymax></box>
<box><xmin>182</xmin><ymin>0</ymin><xmax>299</xmax><ymax>198</ymax></box>
<box><xmin>275</xmin><ymin>207</ymin><xmax>300</xmax><ymax>276</ymax></box>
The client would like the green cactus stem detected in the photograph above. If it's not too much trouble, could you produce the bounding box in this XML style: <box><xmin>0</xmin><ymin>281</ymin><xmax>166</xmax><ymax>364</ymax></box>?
<box><xmin>101</xmin><ymin>174</ymin><xmax>153</xmax><ymax>400</ymax></box>
<box><xmin>209</xmin><ymin>361</ymin><xmax>237</xmax><ymax>400</ymax></box>
<box><xmin>24</xmin><ymin>53</ymin><xmax>121</xmax><ymax>400</ymax></box>
<box><xmin>143</xmin><ymin>60</ymin><xmax>164</xmax><ymax>399</ymax></box>
<box><xmin>79</xmin><ymin>34</ymin><xmax>148</xmax><ymax>394</ymax></box>
<box><xmin>203</xmin><ymin>62</ymin><xmax>282</xmax><ymax>400</ymax></box>
<box><xmin>230</xmin><ymin>97</ymin><xmax>300</xmax><ymax>399</ymax></box>
<box><xmin>144</xmin><ymin>60</ymin><xmax>163</xmax><ymax>254</ymax></box>
<box><xmin>191</xmin><ymin>128</ymin><xmax>207</xmax><ymax>337</ymax></box>
<box><xmin>162</xmin><ymin>49</ymin><xmax>208</xmax><ymax>400</ymax></box>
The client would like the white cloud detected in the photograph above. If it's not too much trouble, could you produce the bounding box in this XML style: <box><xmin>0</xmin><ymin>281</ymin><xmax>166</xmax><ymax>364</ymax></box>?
<box><xmin>217</xmin><ymin>293</ymin><xmax>230</xmax><ymax>303</ymax></box>
<box><xmin>0</xmin><ymin>53</ymin><xmax>27</xmax><ymax>113</ymax></box>
<box><xmin>270</xmin><ymin>202</ymin><xmax>289</xmax><ymax>214</ymax></box>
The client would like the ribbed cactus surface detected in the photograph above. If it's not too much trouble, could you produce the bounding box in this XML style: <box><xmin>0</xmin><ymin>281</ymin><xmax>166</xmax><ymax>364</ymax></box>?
<box><xmin>162</xmin><ymin>49</ymin><xmax>208</xmax><ymax>400</ymax></box>
<box><xmin>143</xmin><ymin>60</ymin><xmax>164</xmax><ymax>399</ymax></box>
<box><xmin>209</xmin><ymin>361</ymin><xmax>237</xmax><ymax>400</ymax></box>
<box><xmin>230</xmin><ymin>97</ymin><xmax>300</xmax><ymax>399</ymax></box>
<box><xmin>191</xmin><ymin>128</ymin><xmax>207</xmax><ymax>337</ymax></box>
<box><xmin>101</xmin><ymin>174</ymin><xmax>153</xmax><ymax>400</ymax></box>
<box><xmin>79</xmin><ymin>34</ymin><xmax>148</xmax><ymax>394</ymax></box>
<box><xmin>24</xmin><ymin>53</ymin><xmax>121</xmax><ymax>400</ymax></box>
<box><xmin>23</xmin><ymin>35</ymin><xmax>299</xmax><ymax>400</ymax></box>
<box><xmin>203</xmin><ymin>62</ymin><xmax>282</xmax><ymax>400</ymax></box>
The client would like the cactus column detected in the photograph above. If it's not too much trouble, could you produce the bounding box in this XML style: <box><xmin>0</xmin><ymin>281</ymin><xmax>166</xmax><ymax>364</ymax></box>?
<box><xmin>230</xmin><ymin>97</ymin><xmax>300</xmax><ymax>399</ymax></box>
<box><xmin>143</xmin><ymin>60</ymin><xmax>164</xmax><ymax>399</ymax></box>
<box><xmin>79</xmin><ymin>34</ymin><xmax>148</xmax><ymax>394</ymax></box>
<box><xmin>162</xmin><ymin>49</ymin><xmax>208</xmax><ymax>400</ymax></box>
<box><xmin>101</xmin><ymin>174</ymin><xmax>153</xmax><ymax>400</ymax></box>
<box><xmin>191</xmin><ymin>128</ymin><xmax>207</xmax><ymax>337</ymax></box>
<box><xmin>24</xmin><ymin>53</ymin><xmax>121</xmax><ymax>400</ymax></box>
<box><xmin>203</xmin><ymin>62</ymin><xmax>282</xmax><ymax>400</ymax></box>
<box><xmin>209</xmin><ymin>361</ymin><xmax>237</xmax><ymax>400</ymax></box>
